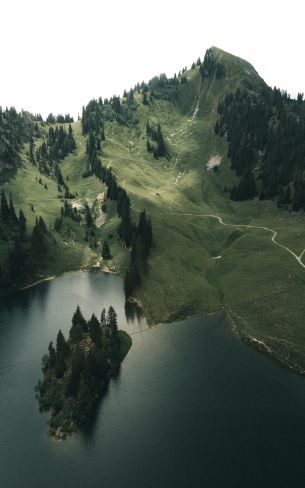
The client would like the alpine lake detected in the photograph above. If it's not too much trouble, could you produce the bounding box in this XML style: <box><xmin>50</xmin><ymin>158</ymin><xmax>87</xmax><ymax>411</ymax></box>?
<box><xmin>1</xmin><ymin>270</ymin><xmax>305</xmax><ymax>488</ymax></box>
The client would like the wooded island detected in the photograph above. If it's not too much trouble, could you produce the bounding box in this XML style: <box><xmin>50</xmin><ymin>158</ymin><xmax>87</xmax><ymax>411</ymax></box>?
<box><xmin>36</xmin><ymin>305</ymin><xmax>132</xmax><ymax>439</ymax></box>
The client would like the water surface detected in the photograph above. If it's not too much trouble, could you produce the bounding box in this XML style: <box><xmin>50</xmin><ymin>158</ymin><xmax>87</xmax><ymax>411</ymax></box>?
<box><xmin>0</xmin><ymin>271</ymin><xmax>305</xmax><ymax>487</ymax></box>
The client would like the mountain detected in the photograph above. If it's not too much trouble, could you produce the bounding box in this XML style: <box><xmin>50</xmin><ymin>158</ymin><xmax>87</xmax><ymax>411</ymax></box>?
<box><xmin>1</xmin><ymin>47</ymin><xmax>305</xmax><ymax>373</ymax></box>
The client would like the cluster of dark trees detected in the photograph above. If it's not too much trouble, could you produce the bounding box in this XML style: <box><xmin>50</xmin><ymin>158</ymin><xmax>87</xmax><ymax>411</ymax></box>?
<box><xmin>82</xmin><ymin>92</ymin><xmax>138</xmax><ymax>132</ymax></box>
<box><xmin>82</xmin><ymin>128</ymin><xmax>153</xmax><ymax>295</ymax></box>
<box><xmin>200</xmin><ymin>49</ymin><xmax>226</xmax><ymax>80</ymax></box>
<box><xmin>120</xmin><ymin>90</ymin><xmax>138</xmax><ymax>124</ymax></box>
<box><xmin>83</xmin><ymin>130</ymin><xmax>104</xmax><ymax>177</ymax></box>
<box><xmin>83</xmin><ymin>131</ymin><xmax>119</xmax><ymax>199</ymax></box>
<box><xmin>0</xmin><ymin>189</ymin><xmax>55</xmax><ymax>289</ymax></box>
<box><xmin>46</xmin><ymin>113</ymin><xmax>74</xmax><ymax>124</ymax></box>
<box><xmin>10</xmin><ymin>214</ymin><xmax>49</xmax><ymax>282</ymax></box>
<box><xmin>0</xmin><ymin>190</ymin><xmax>27</xmax><ymax>282</ymax></box>
<box><xmin>102</xmin><ymin>240</ymin><xmax>111</xmax><ymax>260</ymax></box>
<box><xmin>124</xmin><ymin>210</ymin><xmax>153</xmax><ymax>298</ymax></box>
<box><xmin>216</xmin><ymin>86</ymin><xmax>305</xmax><ymax>209</ymax></box>
<box><xmin>34</xmin><ymin>124</ymin><xmax>76</xmax><ymax>197</ymax></box>
<box><xmin>35</xmin><ymin>124</ymin><xmax>76</xmax><ymax>166</ymax></box>
<box><xmin>191</xmin><ymin>58</ymin><xmax>202</xmax><ymax>69</ymax></box>
<box><xmin>54</xmin><ymin>200</ymin><xmax>81</xmax><ymax>231</ymax></box>
<box><xmin>81</xmin><ymin>65</ymin><xmax>193</xmax><ymax>132</ymax></box>
<box><xmin>61</xmin><ymin>200</ymin><xmax>80</xmax><ymax>220</ymax></box>
<box><xmin>81</xmin><ymin>98</ymin><xmax>154</xmax><ymax>297</ymax></box>
<box><xmin>31</xmin><ymin>216</ymin><xmax>50</xmax><ymax>253</ymax></box>
<box><xmin>0</xmin><ymin>107</ymin><xmax>35</xmax><ymax>171</ymax></box>
<box><xmin>117</xmin><ymin>187</ymin><xmax>133</xmax><ymax>246</ymax></box>
<box><xmin>36</xmin><ymin>305</ymin><xmax>129</xmax><ymax>437</ymax></box>
<box><xmin>146</xmin><ymin>121</ymin><xmax>168</xmax><ymax>159</ymax></box>
<box><xmin>81</xmin><ymin>99</ymin><xmax>105</xmax><ymax>135</ymax></box>
<box><xmin>143</xmin><ymin>72</ymin><xmax>187</xmax><ymax>101</ymax></box>
<box><xmin>0</xmin><ymin>189</ymin><xmax>22</xmax><ymax>230</ymax></box>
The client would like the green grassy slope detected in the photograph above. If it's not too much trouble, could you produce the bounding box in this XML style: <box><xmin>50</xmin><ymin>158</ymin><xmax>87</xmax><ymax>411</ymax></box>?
<box><xmin>2</xmin><ymin>47</ymin><xmax>305</xmax><ymax>372</ymax></box>
<box><xmin>92</xmin><ymin>47</ymin><xmax>305</xmax><ymax>372</ymax></box>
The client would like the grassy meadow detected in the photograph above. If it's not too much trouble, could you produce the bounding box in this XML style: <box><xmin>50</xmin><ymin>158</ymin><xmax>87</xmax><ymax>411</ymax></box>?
<box><xmin>2</xmin><ymin>47</ymin><xmax>305</xmax><ymax>371</ymax></box>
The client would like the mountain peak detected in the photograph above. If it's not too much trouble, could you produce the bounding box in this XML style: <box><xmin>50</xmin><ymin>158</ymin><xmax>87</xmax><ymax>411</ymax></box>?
<box><xmin>202</xmin><ymin>46</ymin><xmax>265</xmax><ymax>86</ymax></box>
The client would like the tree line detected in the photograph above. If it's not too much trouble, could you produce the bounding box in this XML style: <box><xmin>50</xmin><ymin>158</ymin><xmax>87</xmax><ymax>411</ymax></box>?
<box><xmin>81</xmin><ymin>92</ymin><xmax>138</xmax><ymax>133</ymax></box>
<box><xmin>216</xmin><ymin>85</ymin><xmax>305</xmax><ymax>209</ymax></box>
<box><xmin>46</xmin><ymin>113</ymin><xmax>74</xmax><ymax>124</ymax></box>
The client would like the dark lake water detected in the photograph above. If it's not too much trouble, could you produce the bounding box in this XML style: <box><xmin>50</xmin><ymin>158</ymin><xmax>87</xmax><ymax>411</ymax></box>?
<box><xmin>1</xmin><ymin>270</ymin><xmax>305</xmax><ymax>488</ymax></box>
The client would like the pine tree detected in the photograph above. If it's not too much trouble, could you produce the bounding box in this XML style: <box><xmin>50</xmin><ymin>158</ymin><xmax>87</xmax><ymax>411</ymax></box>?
<box><xmin>31</xmin><ymin>216</ymin><xmax>48</xmax><ymax>252</ymax></box>
<box><xmin>54</xmin><ymin>354</ymin><xmax>66</xmax><ymax>379</ymax></box>
<box><xmin>84</xmin><ymin>202</ymin><xmax>94</xmax><ymax>227</ymax></box>
<box><xmin>46</xmin><ymin>113</ymin><xmax>56</xmax><ymax>124</ymax></box>
<box><xmin>9</xmin><ymin>193</ymin><xmax>18</xmax><ymax>225</ymax></box>
<box><xmin>47</xmin><ymin>342</ymin><xmax>56</xmax><ymax>369</ymax></box>
<box><xmin>67</xmin><ymin>124</ymin><xmax>76</xmax><ymax>152</ymax></box>
<box><xmin>88</xmin><ymin>314</ymin><xmax>102</xmax><ymax>344</ymax></box>
<box><xmin>69</xmin><ymin>322</ymin><xmax>83</xmax><ymax>344</ymax></box>
<box><xmin>102</xmin><ymin>241</ymin><xmax>111</xmax><ymax>260</ymax></box>
<box><xmin>100</xmin><ymin>308</ymin><xmax>106</xmax><ymax>326</ymax></box>
<box><xmin>56</xmin><ymin>329</ymin><xmax>69</xmax><ymax>357</ymax></box>
<box><xmin>156</xmin><ymin>124</ymin><xmax>167</xmax><ymax>158</ymax></box>
<box><xmin>0</xmin><ymin>190</ymin><xmax>10</xmax><ymax>222</ymax></box>
<box><xmin>142</xmin><ymin>92</ymin><xmax>149</xmax><ymax>105</ymax></box>
<box><xmin>107</xmin><ymin>306</ymin><xmax>118</xmax><ymax>331</ymax></box>
<box><xmin>72</xmin><ymin>305</ymin><xmax>88</xmax><ymax>332</ymax></box>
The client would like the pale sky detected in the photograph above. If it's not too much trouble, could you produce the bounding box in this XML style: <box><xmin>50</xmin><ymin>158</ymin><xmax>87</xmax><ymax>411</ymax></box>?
<box><xmin>1</xmin><ymin>0</ymin><xmax>304</xmax><ymax>118</ymax></box>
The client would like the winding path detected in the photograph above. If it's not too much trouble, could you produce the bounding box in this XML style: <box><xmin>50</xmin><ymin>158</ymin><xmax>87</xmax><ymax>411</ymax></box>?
<box><xmin>132</xmin><ymin>207</ymin><xmax>305</xmax><ymax>270</ymax></box>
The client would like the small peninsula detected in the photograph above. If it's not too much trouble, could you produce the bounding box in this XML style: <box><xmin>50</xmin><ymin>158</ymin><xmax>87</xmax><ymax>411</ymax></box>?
<box><xmin>36</xmin><ymin>305</ymin><xmax>132</xmax><ymax>440</ymax></box>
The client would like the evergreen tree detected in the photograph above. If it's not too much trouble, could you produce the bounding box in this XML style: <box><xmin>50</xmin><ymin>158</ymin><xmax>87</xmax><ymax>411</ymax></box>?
<box><xmin>72</xmin><ymin>305</ymin><xmax>88</xmax><ymax>332</ymax></box>
<box><xmin>54</xmin><ymin>354</ymin><xmax>66</xmax><ymax>379</ymax></box>
<box><xmin>69</xmin><ymin>322</ymin><xmax>83</xmax><ymax>344</ymax></box>
<box><xmin>47</xmin><ymin>342</ymin><xmax>56</xmax><ymax>369</ymax></box>
<box><xmin>9</xmin><ymin>193</ymin><xmax>18</xmax><ymax>225</ymax></box>
<box><xmin>107</xmin><ymin>306</ymin><xmax>118</xmax><ymax>331</ymax></box>
<box><xmin>67</xmin><ymin>124</ymin><xmax>76</xmax><ymax>152</ymax></box>
<box><xmin>56</xmin><ymin>329</ymin><xmax>69</xmax><ymax>357</ymax></box>
<box><xmin>0</xmin><ymin>190</ymin><xmax>10</xmax><ymax>222</ymax></box>
<box><xmin>46</xmin><ymin>113</ymin><xmax>56</xmax><ymax>124</ymax></box>
<box><xmin>31</xmin><ymin>216</ymin><xmax>48</xmax><ymax>253</ymax></box>
<box><xmin>142</xmin><ymin>92</ymin><xmax>149</xmax><ymax>105</ymax></box>
<box><xmin>102</xmin><ymin>241</ymin><xmax>111</xmax><ymax>260</ymax></box>
<box><xmin>100</xmin><ymin>308</ymin><xmax>106</xmax><ymax>326</ymax></box>
<box><xmin>84</xmin><ymin>202</ymin><xmax>94</xmax><ymax>227</ymax></box>
<box><xmin>29</xmin><ymin>137</ymin><xmax>35</xmax><ymax>164</ymax></box>
<box><xmin>88</xmin><ymin>314</ymin><xmax>102</xmax><ymax>344</ymax></box>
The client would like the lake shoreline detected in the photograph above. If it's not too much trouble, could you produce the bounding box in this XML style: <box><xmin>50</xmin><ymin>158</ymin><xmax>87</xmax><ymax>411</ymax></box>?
<box><xmin>2</xmin><ymin>267</ymin><xmax>304</xmax><ymax>378</ymax></box>
<box><xmin>226</xmin><ymin>307</ymin><xmax>305</xmax><ymax>377</ymax></box>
